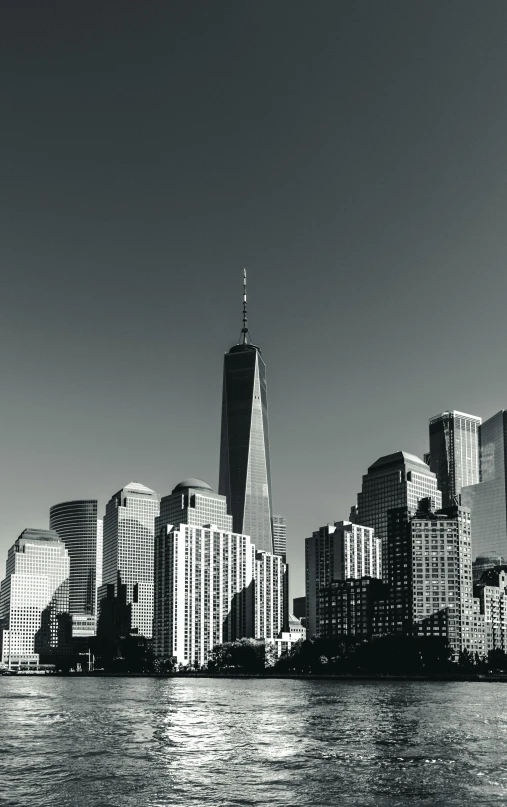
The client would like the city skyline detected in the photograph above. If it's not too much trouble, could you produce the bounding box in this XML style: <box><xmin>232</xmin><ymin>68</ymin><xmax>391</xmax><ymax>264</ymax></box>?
<box><xmin>3</xmin><ymin>3</ymin><xmax>507</xmax><ymax>603</ymax></box>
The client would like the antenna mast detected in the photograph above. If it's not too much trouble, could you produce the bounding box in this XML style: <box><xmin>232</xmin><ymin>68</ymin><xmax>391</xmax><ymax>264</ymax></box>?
<box><xmin>241</xmin><ymin>267</ymin><xmax>249</xmax><ymax>344</ymax></box>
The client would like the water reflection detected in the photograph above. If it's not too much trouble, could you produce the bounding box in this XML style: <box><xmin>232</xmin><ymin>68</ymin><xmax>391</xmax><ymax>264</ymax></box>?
<box><xmin>0</xmin><ymin>678</ymin><xmax>506</xmax><ymax>806</ymax></box>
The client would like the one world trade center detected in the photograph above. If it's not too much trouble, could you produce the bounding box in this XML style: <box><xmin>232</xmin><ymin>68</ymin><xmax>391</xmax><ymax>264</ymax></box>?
<box><xmin>218</xmin><ymin>271</ymin><xmax>274</xmax><ymax>554</ymax></box>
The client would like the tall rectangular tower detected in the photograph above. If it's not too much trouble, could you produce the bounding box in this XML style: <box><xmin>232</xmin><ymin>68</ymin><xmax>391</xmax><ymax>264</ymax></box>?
<box><xmin>429</xmin><ymin>410</ymin><xmax>481</xmax><ymax>506</ymax></box>
<box><xmin>271</xmin><ymin>515</ymin><xmax>287</xmax><ymax>562</ymax></box>
<box><xmin>99</xmin><ymin>481</ymin><xmax>160</xmax><ymax>639</ymax></box>
<box><xmin>218</xmin><ymin>273</ymin><xmax>273</xmax><ymax>554</ymax></box>
<box><xmin>462</xmin><ymin>410</ymin><xmax>507</xmax><ymax>559</ymax></box>
<box><xmin>0</xmin><ymin>529</ymin><xmax>70</xmax><ymax>668</ymax></box>
<box><xmin>153</xmin><ymin>524</ymin><xmax>255</xmax><ymax>667</ymax></box>
<box><xmin>386</xmin><ymin>503</ymin><xmax>485</xmax><ymax>659</ymax></box>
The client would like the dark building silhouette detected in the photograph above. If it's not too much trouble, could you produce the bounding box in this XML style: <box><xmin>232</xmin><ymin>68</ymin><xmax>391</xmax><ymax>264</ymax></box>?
<box><xmin>293</xmin><ymin>596</ymin><xmax>306</xmax><ymax>628</ymax></box>
<box><xmin>218</xmin><ymin>271</ymin><xmax>274</xmax><ymax>554</ymax></box>
<box><xmin>318</xmin><ymin>577</ymin><xmax>390</xmax><ymax>640</ymax></box>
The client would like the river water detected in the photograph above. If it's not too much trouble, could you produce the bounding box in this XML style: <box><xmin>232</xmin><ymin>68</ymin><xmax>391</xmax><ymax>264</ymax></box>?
<box><xmin>0</xmin><ymin>677</ymin><xmax>506</xmax><ymax>806</ymax></box>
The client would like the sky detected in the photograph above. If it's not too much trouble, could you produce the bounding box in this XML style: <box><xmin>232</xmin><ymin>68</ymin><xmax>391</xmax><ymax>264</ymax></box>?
<box><xmin>1</xmin><ymin>1</ymin><xmax>507</xmax><ymax>599</ymax></box>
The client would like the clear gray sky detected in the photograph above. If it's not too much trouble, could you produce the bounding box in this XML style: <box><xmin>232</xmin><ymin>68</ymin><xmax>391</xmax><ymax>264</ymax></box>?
<box><xmin>1</xmin><ymin>1</ymin><xmax>507</xmax><ymax>599</ymax></box>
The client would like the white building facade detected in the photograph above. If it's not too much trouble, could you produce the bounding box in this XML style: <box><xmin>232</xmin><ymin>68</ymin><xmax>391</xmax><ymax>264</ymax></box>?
<box><xmin>154</xmin><ymin>524</ymin><xmax>255</xmax><ymax>667</ymax></box>
<box><xmin>99</xmin><ymin>481</ymin><xmax>160</xmax><ymax>639</ymax></box>
<box><xmin>254</xmin><ymin>551</ymin><xmax>285</xmax><ymax>640</ymax></box>
<box><xmin>0</xmin><ymin>529</ymin><xmax>70</xmax><ymax>668</ymax></box>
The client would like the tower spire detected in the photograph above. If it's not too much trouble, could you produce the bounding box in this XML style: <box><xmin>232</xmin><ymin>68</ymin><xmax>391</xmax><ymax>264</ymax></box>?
<box><xmin>241</xmin><ymin>267</ymin><xmax>249</xmax><ymax>344</ymax></box>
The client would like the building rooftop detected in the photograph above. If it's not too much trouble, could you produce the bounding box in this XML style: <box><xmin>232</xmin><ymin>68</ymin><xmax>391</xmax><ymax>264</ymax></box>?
<box><xmin>172</xmin><ymin>478</ymin><xmax>214</xmax><ymax>494</ymax></box>
<box><xmin>17</xmin><ymin>528</ymin><xmax>62</xmax><ymax>544</ymax></box>
<box><xmin>429</xmin><ymin>410</ymin><xmax>482</xmax><ymax>424</ymax></box>
<box><xmin>368</xmin><ymin>451</ymin><xmax>430</xmax><ymax>473</ymax></box>
<box><xmin>123</xmin><ymin>481</ymin><xmax>157</xmax><ymax>495</ymax></box>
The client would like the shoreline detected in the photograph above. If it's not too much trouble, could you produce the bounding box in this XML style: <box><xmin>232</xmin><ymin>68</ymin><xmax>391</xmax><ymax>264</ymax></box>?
<box><xmin>4</xmin><ymin>671</ymin><xmax>507</xmax><ymax>682</ymax></box>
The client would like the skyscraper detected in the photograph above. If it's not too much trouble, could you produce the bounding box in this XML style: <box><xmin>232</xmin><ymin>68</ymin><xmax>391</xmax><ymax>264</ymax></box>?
<box><xmin>386</xmin><ymin>502</ymin><xmax>485</xmax><ymax>659</ymax></box>
<box><xmin>49</xmin><ymin>499</ymin><xmax>98</xmax><ymax>623</ymax></box>
<box><xmin>272</xmin><ymin>515</ymin><xmax>287</xmax><ymax>562</ymax></box>
<box><xmin>153</xmin><ymin>523</ymin><xmax>255</xmax><ymax>667</ymax></box>
<box><xmin>99</xmin><ymin>481</ymin><xmax>160</xmax><ymax>639</ymax></box>
<box><xmin>158</xmin><ymin>479</ymin><xmax>233</xmax><ymax>533</ymax></box>
<box><xmin>356</xmin><ymin>450</ymin><xmax>442</xmax><ymax>578</ymax></box>
<box><xmin>219</xmin><ymin>271</ymin><xmax>274</xmax><ymax>554</ymax></box>
<box><xmin>0</xmin><ymin>529</ymin><xmax>70</xmax><ymax>668</ymax></box>
<box><xmin>462</xmin><ymin>410</ymin><xmax>507</xmax><ymax>559</ymax></box>
<box><xmin>254</xmin><ymin>551</ymin><xmax>285</xmax><ymax>640</ymax></box>
<box><xmin>428</xmin><ymin>410</ymin><xmax>481</xmax><ymax>507</ymax></box>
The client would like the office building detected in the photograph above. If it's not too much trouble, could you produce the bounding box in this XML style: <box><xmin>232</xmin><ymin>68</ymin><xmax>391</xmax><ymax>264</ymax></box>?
<box><xmin>99</xmin><ymin>481</ymin><xmax>160</xmax><ymax>639</ymax></box>
<box><xmin>462</xmin><ymin>410</ymin><xmax>507</xmax><ymax>559</ymax></box>
<box><xmin>318</xmin><ymin>577</ymin><xmax>390</xmax><ymax>640</ymax></box>
<box><xmin>0</xmin><ymin>529</ymin><xmax>70</xmax><ymax>668</ymax></box>
<box><xmin>158</xmin><ymin>479</ymin><xmax>232</xmax><ymax>533</ymax></box>
<box><xmin>428</xmin><ymin>411</ymin><xmax>481</xmax><ymax>507</ymax></box>
<box><xmin>254</xmin><ymin>551</ymin><xmax>285</xmax><ymax>640</ymax></box>
<box><xmin>272</xmin><ymin>515</ymin><xmax>287</xmax><ymax>562</ymax></box>
<box><xmin>96</xmin><ymin>518</ymin><xmax>103</xmax><ymax>609</ymax></box>
<box><xmin>356</xmin><ymin>451</ymin><xmax>442</xmax><ymax>579</ymax></box>
<box><xmin>218</xmin><ymin>271</ymin><xmax>274</xmax><ymax>554</ymax></box>
<box><xmin>387</xmin><ymin>502</ymin><xmax>485</xmax><ymax>659</ymax></box>
<box><xmin>49</xmin><ymin>500</ymin><xmax>99</xmax><ymax>637</ymax></box>
<box><xmin>153</xmin><ymin>524</ymin><xmax>255</xmax><ymax>667</ymax></box>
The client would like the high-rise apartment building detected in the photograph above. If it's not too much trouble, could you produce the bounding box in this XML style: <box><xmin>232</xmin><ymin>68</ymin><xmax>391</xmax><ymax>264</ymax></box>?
<box><xmin>99</xmin><ymin>481</ymin><xmax>160</xmax><ymax>639</ymax></box>
<box><xmin>272</xmin><ymin>515</ymin><xmax>287</xmax><ymax>562</ymax></box>
<box><xmin>475</xmin><ymin>568</ymin><xmax>507</xmax><ymax>654</ymax></box>
<box><xmin>218</xmin><ymin>272</ymin><xmax>274</xmax><ymax>554</ymax></box>
<box><xmin>462</xmin><ymin>410</ymin><xmax>507</xmax><ymax>559</ymax></box>
<box><xmin>305</xmin><ymin>521</ymin><xmax>381</xmax><ymax>637</ymax></box>
<box><xmin>153</xmin><ymin>524</ymin><xmax>255</xmax><ymax>667</ymax></box>
<box><xmin>158</xmin><ymin>479</ymin><xmax>232</xmax><ymax>533</ymax></box>
<box><xmin>254</xmin><ymin>551</ymin><xmax>285</xmax><ymax>640</ymax></box>
<box><xmin>387</xmin><ymin>502</ymin><xmax>485</xmax><ymax>659</ymax></box>
<box><xmin>0</xmin><ymin>529</ymin><xmax>70</xmax><ymax>668</ymax></box>
<box><xmin>356</xmin><ymin>451</ymin><xmax>442</xmax><ymax>579</ymax></box>
<box><xmin>428</xmin><ymin>411</ymin><xmax>481</xmax><ymax>507</ymax></box>
<box><xmin>49</xmin><ymin>500</ymin><xmax>98</xmax><ymax>630</ymax></box>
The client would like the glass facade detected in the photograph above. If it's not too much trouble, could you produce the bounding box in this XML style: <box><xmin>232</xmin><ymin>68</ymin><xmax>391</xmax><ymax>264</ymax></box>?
<box><xmin>429</xmin><ymin>410</ymin><xmax>481</xmax><ymax>507</ymax></box>
<box><xmin>49</xmin><ymin>499</ymin><xmax>98</xmax><ymax>617</ymax></box>
<box><xmin>0</xmin><ymin>529</ymin><xmax>70</xmax><ymax>666</ymax></box>
<box><xmin>219</xmin><ymin>343</ymin><xmax>273</xmax><ymax>554</ymax></box>
<box><xmin>99</xmin><ymin>481</ymin><xmax>160</xmax><ymax>639</ymax></box>
<box><xmin>462</xmin><ymin>411</ymin><xmax>507</xmax><ymax>559</ymax></box>
<box><xmin>356</xmin><ymin>451</ymin><xmax>442</xmax><ymax>580</ymax></box>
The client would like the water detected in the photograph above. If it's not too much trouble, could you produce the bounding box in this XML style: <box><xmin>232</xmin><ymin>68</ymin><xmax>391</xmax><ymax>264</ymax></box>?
<box><xmin>0</xmin><ymin>678</ymin><xmax>506</xmax><ymax>807</ymax></box>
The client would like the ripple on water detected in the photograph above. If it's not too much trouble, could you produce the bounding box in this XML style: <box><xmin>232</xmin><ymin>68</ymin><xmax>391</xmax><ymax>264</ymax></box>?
<box><xmin>0</xmin><ymin>679</ymin><xmax>506</xmax><ymax>807</ymax></box>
